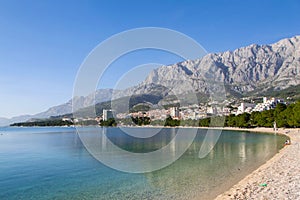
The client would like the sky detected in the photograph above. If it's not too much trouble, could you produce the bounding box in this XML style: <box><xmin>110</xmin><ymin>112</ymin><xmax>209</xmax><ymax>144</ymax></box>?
<box><xmin>0</xmin><ymin>0</ymin><xmax>300</xmax><ymax>118</ymax></box>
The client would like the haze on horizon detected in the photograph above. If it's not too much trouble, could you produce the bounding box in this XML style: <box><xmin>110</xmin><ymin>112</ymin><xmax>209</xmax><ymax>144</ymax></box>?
<box><xmin>0</xmin><ymin>0</ymin><xmax>300</xmax><ymax>118</ymax></box>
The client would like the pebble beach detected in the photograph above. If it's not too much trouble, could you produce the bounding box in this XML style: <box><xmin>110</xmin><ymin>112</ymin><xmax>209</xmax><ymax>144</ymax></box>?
<box><xmin>215</xmin><ymin>128</ymin><xmax>300</xmax><ymax>200</ymax></box>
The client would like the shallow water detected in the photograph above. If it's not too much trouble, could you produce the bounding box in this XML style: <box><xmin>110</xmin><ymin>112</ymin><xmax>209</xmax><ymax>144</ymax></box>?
<box><xmin>0</xmin><ymin>127</ymin><xmax>287</xmax><ymax>200</ymax></box>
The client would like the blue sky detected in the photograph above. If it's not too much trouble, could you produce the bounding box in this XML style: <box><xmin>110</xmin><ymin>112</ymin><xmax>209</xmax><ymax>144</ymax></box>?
<box><xmin>0</xmin><ymin>0</ymin><xmax>300</xmax><ymax>118</ymax></box>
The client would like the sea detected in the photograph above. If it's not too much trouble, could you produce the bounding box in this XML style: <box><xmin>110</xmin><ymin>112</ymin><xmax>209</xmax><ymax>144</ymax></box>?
<box><xmin>0</xmin><ymin>127</ymin><xmax>287</xmax><ymax>200</ymax></box>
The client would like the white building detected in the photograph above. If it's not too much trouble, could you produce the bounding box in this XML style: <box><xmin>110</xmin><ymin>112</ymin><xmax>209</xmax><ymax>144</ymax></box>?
<box><xmin>103</xmin><ymin>109</ymin><xmax>114</xmax><ymax>121</ymax></box>
<box><xmin>169</xmin><ymin>107</ymin><xmax>180</xmax><ymax>118</ymax></box>
<box><xmin>252</xmin><ymin>97</ymin><xmax>285</xmax><ymax>112</ymax></box>
<box><xmin>62</xmin><ymin>117</ymin><xmax>72</xmax><ymax>122</ymax></box>
<box><xmin>263</xmin><ymin>97</ymin><xmax>268</xmax><ymax>104</ymax></box>
<box><xmin>237</xmin><ymin>103</ymin><xmax>256</xmax><ymax>115</ymax></box>
<box><xmin>207</xmin><ymin>106</ymin><xmax>217</xmax><ymax>115</ymax></box>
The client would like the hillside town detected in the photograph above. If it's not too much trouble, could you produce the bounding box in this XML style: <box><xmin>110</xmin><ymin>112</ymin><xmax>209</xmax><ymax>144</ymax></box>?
<box><xmin>62</xmin><ymin>96</ymin><xmax>287</xmax><ymax>124</ymax></box>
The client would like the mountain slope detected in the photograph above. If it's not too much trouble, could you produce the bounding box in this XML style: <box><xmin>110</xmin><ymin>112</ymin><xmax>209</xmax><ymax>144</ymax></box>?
<box><xmin>0</xmin><ymin>89</ymin><xmax>116</xmax><ymax>126</ymax></box>
<box><xmin>33</xmin><ymin>89</ymin><xmax>116</xmax><ymax>118</ymax></box>
<box><xmin>131</xmin><ymin>35</ymin><xmax>300</xmax><ymax>95</ymax></box>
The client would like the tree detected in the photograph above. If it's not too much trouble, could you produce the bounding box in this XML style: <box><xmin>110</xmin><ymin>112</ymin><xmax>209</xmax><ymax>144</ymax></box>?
<box><xmin>226</xmin><ymin>114</ymin><xmax>236</xmax><ymax>127</ymax></box>
<box><xmin>165</xmin><ymin>116</ymin><xmax>180</xmax><ymax>127</ymax></box>
<box><xmin>275</xmin><ymin>103</ymin><xmax>287</xmax><ymax>115</ymax></box>
<box><xmin>292</xmin><ymin>102</ymin><xmax>300</xmax><ymax>127</ymax></box>
<box><xmin>276</xmin><ymin>110</ymin><xmax>288</xmax><ymax>128</ymax></box>
<box><xmin>100</xmin><ymin>118</ymin><xmax>117</xmax><ymax>126</ymax></box>
<box><xmin>236</xmin><ymin>113</ymin><xmax>251</xmax><ymax>128</ymax></box>
<box><xmin>258</xmin><ymin>110</ymin><xmax>274</xmax><ymax>127</ymax></box>
<box><xmin>250</xmin><ymin>111</ymin><xmax>261</xmax><ymax>127</ymax></box>
<box><xmin>131</xmin><ymin>116</ymin><xmax>151</xmax><ymax>126</ymax></box>
<box><xmin>286</xmin><ymin>104</ymin><xmax>296</xmax><ymax>127</ymax></box>
<box><xmin>199</xmin><ymin>118</ymin><xmax>210</xmax><ymax>127</ymax></box>
<box><xmin>210</xmin><ymin>116</ymin><xmax>226</xmax><ymax>127</ymax></box>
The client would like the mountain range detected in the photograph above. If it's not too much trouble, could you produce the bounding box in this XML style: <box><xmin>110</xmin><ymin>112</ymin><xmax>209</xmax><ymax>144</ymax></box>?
<box><xmin>131</xmin><ymin>35</ymin><xmax>300</xmax><ymax>95</ymax></box>
<box><xmin>1</xmin><ymin>35</ymin><xmax>299</xmax><ymax>125</ymax></box>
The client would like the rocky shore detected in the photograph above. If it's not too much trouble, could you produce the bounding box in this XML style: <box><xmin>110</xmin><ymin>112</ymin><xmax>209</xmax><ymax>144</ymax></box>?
<box><xmin>215</xmin><ymin>128</ymin><xmax>300</xmax><ymax>200</ymax></box>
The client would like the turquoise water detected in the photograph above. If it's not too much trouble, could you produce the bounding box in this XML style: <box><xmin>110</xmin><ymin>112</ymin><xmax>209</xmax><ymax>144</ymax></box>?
<box><xmin>0</xmin><ymin>127</ymin><xmax>287</xmax><ymax>200</ymax></box>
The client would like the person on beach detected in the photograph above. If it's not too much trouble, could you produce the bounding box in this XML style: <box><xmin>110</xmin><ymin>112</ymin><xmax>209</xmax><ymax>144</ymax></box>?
<box><xmin>285</xmin><ymin>139</ymin><xmax>291</xmax><ymax>145</ymax></box>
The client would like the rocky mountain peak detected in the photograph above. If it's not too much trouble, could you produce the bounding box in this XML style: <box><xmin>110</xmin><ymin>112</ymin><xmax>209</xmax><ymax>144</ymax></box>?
<box><xmin>138</xmin><ymin>35</ymin><xmax>300</xmax><ymax>95</ymax></box>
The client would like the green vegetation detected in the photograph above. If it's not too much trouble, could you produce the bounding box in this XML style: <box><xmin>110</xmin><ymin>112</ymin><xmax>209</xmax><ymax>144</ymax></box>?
<box><xmin>246</xmin><ymin>85</ymin><xmax>300</xmax><ymax>101</ymax></box>
<box><xmin>225</xmin><ymin>113</ymin><xmax>251</xmax><ymax>128</ymax></box>
<box><xmin>131</xmin><ymin>116</ymin><xmax>151</xmax><ymax>126</ymax></box>
<box><xmin>11</xmin><ymin>119</ymin><xmax>73</xmax><ymax>127</ymax></box>
<box><xmin>164</xmin><ymin>116</ymin><xmax>180</xmax><ymax>127</ymax></box>
<box><xmin>160</xmin><ymin>92</ymin><xmax>210</xmax><ymax>109</ymax></box>
<box><xmin>100</xmin><ymin>118</ymin><xmax>117</xmax><ymax>127</ymax></box>
<box><xmin>118</xmin><ymin>116</ymin><xmax>181</xmax><ymax>127</ymax></box>
<box><xmin>180</xmin><ymin>119</ymin><xmax>199</xmax><ymax>127</ymax></box>
<box><xmin>130</xmin><ymin>104</ymin><xmax>151</xmax><ymax>113</ymax></box>
<box><xmin>75</xmin><ymin>120</ymin><xmax>98</xmax><ymax>126</ymax></box>
<box><xmin>197</xmin><ymin>102</ymin><xmax>300</xmax><ymax>128</ymax></box>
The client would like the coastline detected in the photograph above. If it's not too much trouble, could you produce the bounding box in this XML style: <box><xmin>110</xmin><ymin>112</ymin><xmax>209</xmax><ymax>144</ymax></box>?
<box><xmin>214</xmin><ymin>127</ymin><xmax>300</xmax><ymax>200</ymax></box>
<box><xmin>67</xmin><ymin>124</ymin><xmax>299</xmax><ymax>199</ymax></box>
<box><xmin>4</xmin><ymin>125</ymin><xmax>299</xmax><ymax>199</ymax></box>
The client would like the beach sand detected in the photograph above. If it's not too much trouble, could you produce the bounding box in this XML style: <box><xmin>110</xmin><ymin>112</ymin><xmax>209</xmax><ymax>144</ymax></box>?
<box><xmin>215</xmin><ymin>127</ymin><xmax>300</xmax><ymax>200</ymax></box>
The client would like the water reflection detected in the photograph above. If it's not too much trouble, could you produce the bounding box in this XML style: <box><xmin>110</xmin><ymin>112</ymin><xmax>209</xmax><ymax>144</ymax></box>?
<box><xmin>76</xmin><ymin>127</ymin><xmax>286</xmax><ymax>199</ymax></box>
<box><xmin>85</xmin><ymin>128</ymin><xmax>284</xmax><ymax>194</ymax></box>
<box><xmin>0</xmin><ymin>127</ymin><xmax>287</xmax><ymax>200</ymax></box>
<box><xmin>142</xmin><ymin>130</ymin><xmax>286</xmax><ymax>200</ymax></box>
<box><xmin>170</xmin><ymin>128</ymin><xmax>176</xmax><ymax>159</ymax></box>
<box><xmin>238</xmin><ymin>133</ymin><xmax>246</xmax><ymax>163</ymax></box>
<box><xmin>102</xmin><ymin>127</ymin><xmax>107</xmax><ymax>151</ymax></box>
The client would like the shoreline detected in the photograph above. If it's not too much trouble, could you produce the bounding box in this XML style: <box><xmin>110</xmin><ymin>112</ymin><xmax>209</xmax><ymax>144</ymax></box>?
<box><xmin>4</xmin><ymin>125</ymin><xmax>299</xmax><ymax>199</ymax></box>
<box><xmin>214</xmin><ymin>127</ymin><xmax>300</xmax><ymax>200</ymax></box>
